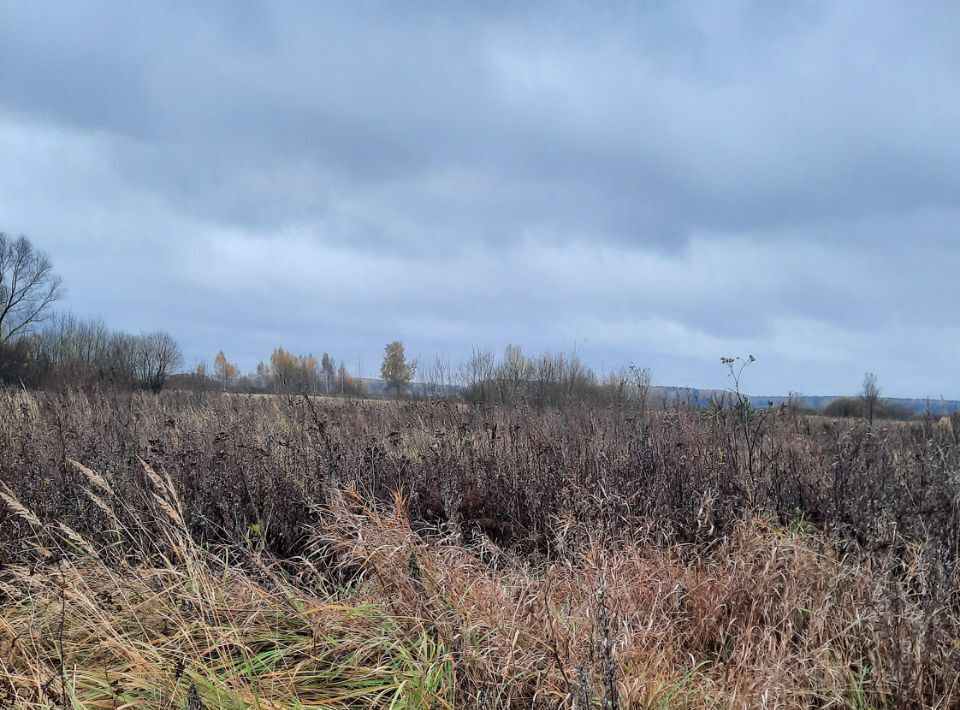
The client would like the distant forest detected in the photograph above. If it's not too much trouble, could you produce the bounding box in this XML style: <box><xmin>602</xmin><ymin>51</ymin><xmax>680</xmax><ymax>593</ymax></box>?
<box><xmin>3</xmin><ymin>231</ymin><xmax>957</xmax><ymax>418</ymax></box>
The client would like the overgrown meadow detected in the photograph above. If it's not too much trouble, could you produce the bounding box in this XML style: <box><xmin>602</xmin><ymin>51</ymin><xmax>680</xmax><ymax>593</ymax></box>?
<box><xmin>2</xmin><ymin>389</ymin><xmax>960</xmax><ymax>707</ymax></box>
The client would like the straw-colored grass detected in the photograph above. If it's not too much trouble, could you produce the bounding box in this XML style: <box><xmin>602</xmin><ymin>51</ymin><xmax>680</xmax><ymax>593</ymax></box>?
<box><xmin>1</xmin><ymin>471</ymin><xmax>456</xmax><ymax>709</ymax></box>
<box><xmin>1</xmin><ymin>559</ymin><xmax>457</xmax><ymax>708</ymax></box>
<box><xmin>3</xmin><ymin>390</ymin><xmax>960</xmax><ymax>707</ymax></box>
<box><xmin>2</xmin><ymin>466</ymin><xmax>949</xmax><ymax>708</ymax></box>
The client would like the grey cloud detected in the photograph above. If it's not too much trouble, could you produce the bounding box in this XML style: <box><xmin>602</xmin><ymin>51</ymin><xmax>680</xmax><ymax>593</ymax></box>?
<box><xmin>7</xmin><ymin>1</ymin><xmax>958</xmax><ymax>243</ymax></box>
<box><xmin>0</xmin><ymin>1</ymin><xmax>958</xmax><ymax>396</ymax></box>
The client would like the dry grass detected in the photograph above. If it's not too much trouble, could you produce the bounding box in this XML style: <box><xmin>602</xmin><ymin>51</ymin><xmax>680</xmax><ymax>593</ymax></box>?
<box><xmin>1</xmin><ymin>468</ymin><xmax>455</xmax><ymax>709</ymax></box>
<box><xmin>2</xmin><ymin>390</ymin><xmax>960</xmax><ymax>707</ymax></box>
<box><xmin>3</xmin><ymin>478</ymin><xmax>935</xmax><ymax>708</ymax></box>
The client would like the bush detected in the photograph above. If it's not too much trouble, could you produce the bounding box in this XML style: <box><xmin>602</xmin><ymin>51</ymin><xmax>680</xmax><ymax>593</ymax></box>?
<box><xmin>824</xmin><ymin>396</ymin><xmax>915</xmax><ymax>421</ymax></box>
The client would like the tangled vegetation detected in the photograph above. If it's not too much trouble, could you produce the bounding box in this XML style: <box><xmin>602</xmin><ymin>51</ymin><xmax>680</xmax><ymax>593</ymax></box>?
<box><xmin>2</xmin><ymin>389</ymin><xmax>960</xmax><ymax>707</ymax></box>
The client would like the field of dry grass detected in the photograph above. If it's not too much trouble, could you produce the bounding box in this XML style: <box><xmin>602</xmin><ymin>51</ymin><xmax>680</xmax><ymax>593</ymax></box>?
<box><xmin>2</xmin><ymin>389</ymin><xmax>960</xmax><ymax>708</ymax></box>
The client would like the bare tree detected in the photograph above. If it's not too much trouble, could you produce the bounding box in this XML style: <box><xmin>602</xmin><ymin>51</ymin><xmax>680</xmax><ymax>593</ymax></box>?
<box><xmin>135</xmin><ymin>331</ymin><xmax>183</xmax><ymax>393</ymax></box>
<box><xmin>861</xmin><ymin>372</ymin><xmax>881</xmax><ymax>425</ymax></box>
<box><xmin>422</xmin><ymin>353</ymin><xmax>452</xmax><ymax>398</ymax></box>
<box><xmin>0</xmin><ymin>233</ymin><xmax>64</xmax><ymax>343</ymax></box>
<box><xmin>36</xmin><ymin>313</ymin><xmax>111</xmax><ymax>388</ymax></box>
<box><xmin>499</xmin><ymin>344</ymin><xmax>531</xmax><ymax>403</ymax></box>
<box><xmin>103</xmin><ymin>333</ymin><xmax>139</xmax><ymax>388</ymax></box>
<box><xmin>458</xmin><ymin>348</ymin><xmax>495</xmax><ymax>402</ymax></box>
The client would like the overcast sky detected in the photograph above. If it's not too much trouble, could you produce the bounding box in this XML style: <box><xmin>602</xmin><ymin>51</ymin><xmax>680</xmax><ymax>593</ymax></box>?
<box><xmin>2</xmin><ymin>2</ymin><xmax>959</xmax><ymax>397</ymax></box>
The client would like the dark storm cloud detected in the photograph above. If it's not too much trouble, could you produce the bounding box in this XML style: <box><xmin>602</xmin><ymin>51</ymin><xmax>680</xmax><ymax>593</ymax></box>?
<box><xmin>1</xmin><ymin>1</ymin><xmax>958</xmax><ymax>396</ymax></box>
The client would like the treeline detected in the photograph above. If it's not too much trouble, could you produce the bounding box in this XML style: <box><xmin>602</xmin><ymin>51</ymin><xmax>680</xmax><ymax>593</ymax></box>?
<box><xmin>822</xmin><ymin>396</ymin><xmax>915</xmax><ymax>421</ymax></box>
<box><xmin>0</xmin><ymin>313</ymin><xmax>183</xmax><ymax>392</ymax></box>
<box><xmin>2</xmin><ymin>233</ymin><xmax>923</xmax><ymax>420</ymax></box>
<box><xmin>179</xmin><ymin>343</ymin><xmax>652</xmax><ymax>410</ymax></box>
<box><xmin>180</xmin><ymin>347</ymin><xmax>366</xmax><ymax>397</ymax></box>
<box><xmin>0</xmin><ymin>233</ymin><xmax>186</xmax><ymax>393</ymax></box>
<box><xmin>450</xmin><ymin>345</ymin><xmax>651</xmax><ymax>408</ymax></box>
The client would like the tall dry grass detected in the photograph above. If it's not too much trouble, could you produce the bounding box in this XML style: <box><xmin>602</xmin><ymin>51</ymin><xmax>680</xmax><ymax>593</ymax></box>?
<box><xmin>2</xmin><ymin>390</ymin><xmax>960</xmax><ymax>707</ymax></box>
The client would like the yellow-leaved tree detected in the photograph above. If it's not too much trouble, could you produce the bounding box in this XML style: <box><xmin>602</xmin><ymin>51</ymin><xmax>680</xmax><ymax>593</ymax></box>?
<box><xmin>214</xmin><ymin>351</ymin><xmax>239</xmax><ymax>391</ymax></box>
<box><xmin>380</xmin><ymin>341</ymin><xmax>416</xmax><ymax>397</ymax></box>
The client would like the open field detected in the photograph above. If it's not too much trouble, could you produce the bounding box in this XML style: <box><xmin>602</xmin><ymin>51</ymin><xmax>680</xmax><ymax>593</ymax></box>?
<box><xmin>2</xmin><ymin>389</ymin><xmax>960</xmax><ymax>708</ymax></box>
